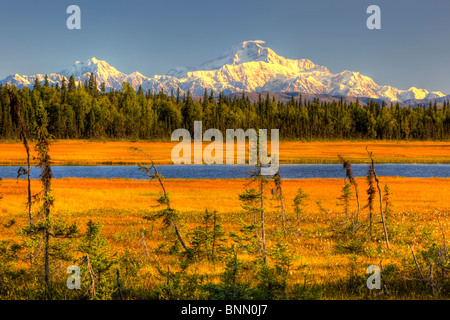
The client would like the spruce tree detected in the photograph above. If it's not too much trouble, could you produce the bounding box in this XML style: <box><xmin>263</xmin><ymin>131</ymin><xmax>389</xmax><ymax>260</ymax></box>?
<box><xmin>88</xmin><ymin>72</ymin><xmax>98</xmax><ymax>96</ymax></box>
<box><xmin>44</xmin><ymin>75</ymin><xmax>49</xmax><ymax>88</ymax></box>
<box><xmin>68</xmin><ymin>75</ymin><xmax>76</xmax><ymax>93</ymax></box>
<box><xmin>33</xmin><ymin>78</ymin><xmax>42</xmax><ymax>91</ymax></box>
<box><xmin>61</xmin><ymin>77</ymin><xmax>67</xmax><ymax>92</ymax></box>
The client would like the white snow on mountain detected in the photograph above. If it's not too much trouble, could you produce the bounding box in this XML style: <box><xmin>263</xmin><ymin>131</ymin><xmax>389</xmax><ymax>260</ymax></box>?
<box><xmin>0</xmin><ymin>41</ymin><xmax>446</xmax><ymax>102</ymax></box>
<box><xmin>59</xmin><ymin>57</ymin><xmax>129</xmax><ymax>89</ymax></box>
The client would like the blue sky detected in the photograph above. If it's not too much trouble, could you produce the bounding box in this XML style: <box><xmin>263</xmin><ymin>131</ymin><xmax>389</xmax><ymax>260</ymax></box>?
<box><xmin>0</xmin><ymin>0</ymin><xmax>449</xmax><ymax>93</ymax></box>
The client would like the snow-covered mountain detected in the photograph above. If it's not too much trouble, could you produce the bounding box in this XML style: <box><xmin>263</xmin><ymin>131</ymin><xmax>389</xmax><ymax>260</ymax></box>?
<box><xmin>59</xmin><ymin>57</ymin><xmax>129</xmax><ymax>89</ymax></box>
<box><xmin>0</xmin><ymin>40</ymin><xmax>446</xmax><ymax>102</ymax></box>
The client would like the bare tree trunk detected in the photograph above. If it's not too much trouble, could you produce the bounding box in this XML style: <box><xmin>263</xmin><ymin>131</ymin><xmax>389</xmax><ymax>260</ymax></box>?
<box><xmin>274</xmin><ymin>172</ymin><xmax>287</xmax><ymax>239</ymax></box>
<box><xmin>44</xmin><ymin>182</ymin><xmax>51</xmax><ymax>288</ymax></box>
<box><xmin>25</xmin><ymin>144</ymin><xmax>32</xmax><ymax>225</ymax></box>
<box><xmin>296</xmin><ymin>213</ymin><xmax>301</xmax><ymax>236</ymax></box>
<box><xmin>367</xmin><ymin>148</ymin><xmax>390</xmax><ymax>250</ymax></box>
<box><xmin>279</xmin><ymin>193</ymin><xmax>287</xmax><ymax>239</ymax></box>
<box><xmin>374</xmin><ymin>170</ymin><xmax>389</xmax><ymax>249</ymax></box>
<box><xmin>141</xmin><ymin>232</ymin><xmax>150</xmax><ymax>259</ymax></box>
<box><xmin>173</xmin><ymin>221</ymin><xmax>190</xmax><ymax>253</ymax></box>
<box><xmin>167</xmin><ymin>266</ymin><xmax>170</xmax><ymax>285</ymax></box>
<box><xmin>44</xmin><ymin>231</ymin><xmax>50</xmax><ymax>287</ymax></box>
<box><xmin>211</xmin><ymin>213</ymin><xmax>217</xmax><ymax>262</ymax></box>
<box><xmin>354</xmin><ymin>184</ymin><xmax>360</xmax><ymax>224</ymax></box>
<box><xmin>429</xmin><ymin>263</ymin><xmax>435</xmax><ymax>295</ymax></box>
<box><xmin>379</xmin><ymin>260</ymin><xmax>390</xmax><ymax>295</ymax></box>
<box><xmin>116</xmin><ymin>269</ymin><xmax>124</xmax><ymax>300</ymax></box>
<box><xmin>410</xmin><ymin>245</ymin><xmax>424</xmax><ymax>279</ymax></box>
<box><xmin>410</xmin><ymin>246</ymin><xmax>437</xmax><ymax>295</ymax></box>
<box><xmin>437</xmin><ymin>216</ymin><xmax>447</xmax><ymax>253</ymax></box>
<box><xmin>385</xmin><ymin>199</ymin><xmax>389</xmax><ymax>220</ymax></box>
<box><xmin>260</xmin><ymin>179</ymin><xmax>267</xmax><ymax>265</ymax></box>
<box><xmin>84</xmin><ymin>255</ymin><xmax>96</xmax><ymax>298</ymax></box>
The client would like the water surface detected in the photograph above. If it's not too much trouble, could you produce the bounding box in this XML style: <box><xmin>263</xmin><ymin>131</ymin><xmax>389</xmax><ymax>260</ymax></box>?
<box><xmin>0</xmin><ymin>164</ymin><xmax>448</xmax><ymax>179</ymax></box>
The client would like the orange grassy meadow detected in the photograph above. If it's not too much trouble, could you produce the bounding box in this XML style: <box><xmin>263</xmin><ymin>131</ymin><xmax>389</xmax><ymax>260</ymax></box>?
<box><xmin>1</xmin><ymin>177</ymin><xmax>449</xmax><ymax>215</ymax></box>
<box><xmin>2</xmin><ymin>176</ymin><xmax>449</xmax><ymax>248</ymax></box>
<box><xmin>0</xmin><ymin>140</ymin><xmax>449</xmax><ymax>165</ymax></box>
<box><xmin>1</xmin><ymin>176</ymin><xmax>449</xmax><ymax>297</ymax></box>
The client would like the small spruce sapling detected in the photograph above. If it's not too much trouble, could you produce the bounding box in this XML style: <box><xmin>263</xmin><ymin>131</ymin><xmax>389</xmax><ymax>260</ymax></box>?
<box><xmin>293</xmin><ymin>188</ymin><xmax>308</xmax><ymax>236</ymax></box>
<box><xmin>338</xmin><ymin>180</ymin><xmax>353</xmax><ymax>220</ymax></box>
<box><xmin>190</xmin><ymin>209</ymin><xmax>226</xmax><ymax>262</ymax></box>
<box><xmin>78</xmin><ymin>219</ymin><xmax>116</xmax><ymax>299</ymax></box>
<box><xmin>383</xmin><ymin>184</ymin><xmax>392</xmax><ymax>220</ymax></box>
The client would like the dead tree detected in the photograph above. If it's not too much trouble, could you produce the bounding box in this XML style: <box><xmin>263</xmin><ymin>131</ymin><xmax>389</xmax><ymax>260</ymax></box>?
<box><xmin>409</xmin><ymin>246</ymin><xmax>438</xmax><ymax>295</ymax></box>
<box><xmin>272</xmin><ymin>171</ymin><xmax>287</xmax><ymax>239</ymax></box>
<box><xmin>130</xmin><ymin>147</ymin><xmax>191</xmax><ymax>255</ymax></box>
<box><xmin>249</xmin><ymin>134</ymin><xmax>269</xmax><ymax>265</ymax></box>
<box><xmin>338</xmin><ymin>155</ymin><xmax>360</xmax><ymax>224</ymax></box>
<box><xmin>366</xmin><ymin>166</ymin><xmax>376</xmax><ymax>238</ymax></box>
<box><xmin>366</xmin><ymin>147</ymin><xmax>390</xmax><ymax>250</ymax></box>
<box><xmin>140</xmin><ymin>231</ymin><xmax>151</xmax><ymax>259</ymax></box>
<box><xmin>259</xmin><ymin>169</ymin><xmax>267</xmax><ymax>265</ymax></box>
<box><xmin>84</xmin><ymin>255</ymin><xmax>97</xmax><ymax>298</ymax></box>
<box><xmin>410</xmin><ymin>245</ymin><xmax>425</xmax><ymax>279</ymax></box>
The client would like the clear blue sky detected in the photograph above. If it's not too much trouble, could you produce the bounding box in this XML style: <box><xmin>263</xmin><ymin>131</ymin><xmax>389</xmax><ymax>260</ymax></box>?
<box><xmin>0</xmin><ymin>0</ymin><xmax>449</xmax><ymax>94</ymax></box>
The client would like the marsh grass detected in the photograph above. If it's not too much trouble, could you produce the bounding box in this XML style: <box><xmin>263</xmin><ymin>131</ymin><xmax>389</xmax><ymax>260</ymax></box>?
<box><xmin>1</xmin><ymin>140</ymin><xmax>449</xmax><ymax>165</ymax></box>
<box><xmin>0</xmin><ymin>174</ymin><xmax>449</xmax><ymax>299</ymax></box>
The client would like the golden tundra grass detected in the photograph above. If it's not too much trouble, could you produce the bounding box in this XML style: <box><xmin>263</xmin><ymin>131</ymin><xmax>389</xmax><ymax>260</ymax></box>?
<box><xmin>0</xmin><ymin>140</ymin><xmax>449</xmax><ymax>165</ymax></box>
<box><xmin>1</xmin><ymin>176</ymin><xmax>449</xmax><ymax>299</ymax></box>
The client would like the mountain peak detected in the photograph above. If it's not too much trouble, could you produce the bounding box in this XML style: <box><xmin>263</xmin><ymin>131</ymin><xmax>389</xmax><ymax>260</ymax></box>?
<box><xmin>225</xmin><ymin>40</ymin><xmax>276</xmax><ymax>65</ymax></box>
<box><xmin>235</xmin><ymin>40</ymin><xmax>267</xmax><ymax>54</ymax></box>
<box><xmin>60</xmin><ymin>57</ymin><xmax>117</xmax><ymax>78</ymax></box>
<box><xmin>167</xmin><ymin>40</ymin><xmax>284</xmax><ymax>77</ymax></box>
<box><xmin>73</xmin><ymin>57</ymin><xmax>108</xmax><ymax>68</ymax></box>
<box><xmin>52</xmin><ymin>57</ymin><xmax>128</xmax><ymax>90</ymax></box>
<box><xmin>242</xmin><ymin>40</ymin><xmax>266</xmax><ymax>46</ymax></box>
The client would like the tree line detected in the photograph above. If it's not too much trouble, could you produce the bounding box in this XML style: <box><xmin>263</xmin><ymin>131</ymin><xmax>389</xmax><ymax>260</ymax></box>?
<box><xmin>0</xmin><ymin>74</ymin><xmax>449</xmax><ymax>140</ymax></box>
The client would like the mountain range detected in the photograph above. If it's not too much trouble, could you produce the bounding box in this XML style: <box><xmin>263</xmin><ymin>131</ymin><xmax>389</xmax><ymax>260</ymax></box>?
<box><xmin>1</xmin><ymin>40</ymin><xmax>447</xmax><ymax>104</ymax></box>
